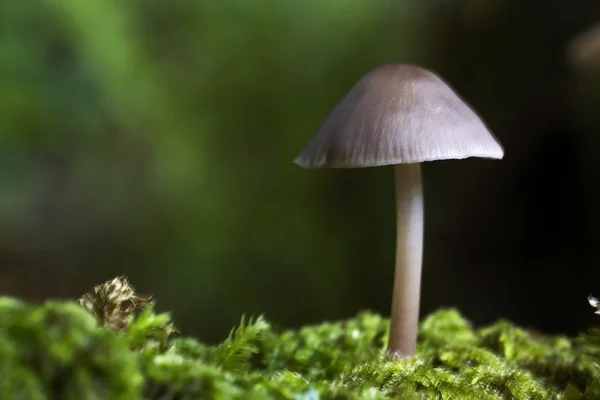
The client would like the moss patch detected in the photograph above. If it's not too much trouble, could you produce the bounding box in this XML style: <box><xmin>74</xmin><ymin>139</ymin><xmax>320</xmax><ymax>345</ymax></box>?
<box><xmin>1</xmin><ymin>277</ymin><xmax>599</xmax><ymax>399</ymax></box>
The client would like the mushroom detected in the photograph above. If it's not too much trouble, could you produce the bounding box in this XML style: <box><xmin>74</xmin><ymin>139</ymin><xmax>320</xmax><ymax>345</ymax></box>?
<box><xmin>567</xmin><ymin>22</ymin><xmax>600</xmax><ymax>69</ymax></box>
<box><xmin>294</xmin><ymin>64</ymin><xmax>504</xmax><ymax>358</ymax></box>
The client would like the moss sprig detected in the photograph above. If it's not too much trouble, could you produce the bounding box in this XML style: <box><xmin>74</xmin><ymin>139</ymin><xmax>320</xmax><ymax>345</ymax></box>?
<box><xmin>78</xmin><ymin>275</ymin><xmax>153</xmax><ymax>331</ymax></box>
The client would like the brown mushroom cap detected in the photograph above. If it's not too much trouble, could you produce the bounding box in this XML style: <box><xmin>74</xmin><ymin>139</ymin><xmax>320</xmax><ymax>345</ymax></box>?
<box><xmin>294</xmin><ymin>64</ymin><xmax>504</xmax><ymax>168</ymax></box>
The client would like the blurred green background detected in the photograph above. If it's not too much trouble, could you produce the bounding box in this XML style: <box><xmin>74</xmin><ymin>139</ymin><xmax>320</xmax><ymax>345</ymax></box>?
<box><xmin>2</xmin><ymin>0</ymin><xmax>600</xmax><ymax>343</ymax></box>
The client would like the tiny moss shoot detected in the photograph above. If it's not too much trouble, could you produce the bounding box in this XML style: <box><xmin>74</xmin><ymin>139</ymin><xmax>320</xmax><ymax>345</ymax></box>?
<box><xmin>1</xmin><ymin>276</ymin><xmax>600</xmax><ymax>399</ymax></box>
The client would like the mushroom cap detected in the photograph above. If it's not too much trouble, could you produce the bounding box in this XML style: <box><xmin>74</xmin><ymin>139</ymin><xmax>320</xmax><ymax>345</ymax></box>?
<box><xmin>294</xmin><ymin>64</ymin><xmax>504</xmax><ymax>168</ymax></box>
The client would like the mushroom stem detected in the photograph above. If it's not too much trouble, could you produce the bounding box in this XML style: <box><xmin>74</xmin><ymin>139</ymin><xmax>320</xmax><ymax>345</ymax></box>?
<box><xmin>388</xmin><ymin>162</ymin><xmax>424</xmax><ymax>358</ymax></box>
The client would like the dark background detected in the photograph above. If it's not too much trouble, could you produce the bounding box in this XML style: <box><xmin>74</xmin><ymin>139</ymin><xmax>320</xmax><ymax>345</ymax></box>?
<box><xmin>2</xmin><ymin>0</ymin><xmax>600</xmax><ymax>343</ymax></box>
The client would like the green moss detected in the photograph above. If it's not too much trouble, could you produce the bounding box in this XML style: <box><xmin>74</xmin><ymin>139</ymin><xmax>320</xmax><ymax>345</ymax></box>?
<box><xmin>1</xmin><ymin>277</ymin><xmax>600</xmax><ymax>399</ymax></box>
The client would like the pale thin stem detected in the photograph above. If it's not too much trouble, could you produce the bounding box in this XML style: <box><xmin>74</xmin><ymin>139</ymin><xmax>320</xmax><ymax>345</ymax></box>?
<box><xmin>387</xmin><ymin>163</ymin><xmax>424</xmax><ymax>358</ymax></box>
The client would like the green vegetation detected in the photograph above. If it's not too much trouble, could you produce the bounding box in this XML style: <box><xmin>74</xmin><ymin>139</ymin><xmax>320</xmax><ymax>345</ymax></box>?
<box><xmin>1</xmin><ymin>276</ymin><xmax>600</xmax><ymax>399</ymax></box>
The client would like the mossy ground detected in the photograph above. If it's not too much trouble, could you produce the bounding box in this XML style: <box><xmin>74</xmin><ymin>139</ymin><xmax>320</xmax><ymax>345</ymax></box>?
<box><xmin>1</xmin><ymin>277</ymin><xmax>600</xmax><ymax>399</ymax></box>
